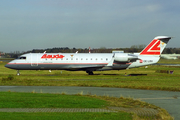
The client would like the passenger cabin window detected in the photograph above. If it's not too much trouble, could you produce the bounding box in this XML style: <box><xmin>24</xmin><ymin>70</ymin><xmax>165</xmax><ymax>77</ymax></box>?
<box><xmin>18</xmin><ymin>56</ymin><xmax>26</xmax><ymax>60</ymax></box>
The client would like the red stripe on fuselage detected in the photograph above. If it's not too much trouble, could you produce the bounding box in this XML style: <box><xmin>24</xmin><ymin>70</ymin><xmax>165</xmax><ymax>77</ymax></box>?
<box><xmin>7</xmin><ymin>62</ymin><xmax>131</xmax><ymax>65</ymax></box>
<box><xmin>7</xmin><ymin>63</ymin><xmax>107</xmax><ymax>64</ymax></box>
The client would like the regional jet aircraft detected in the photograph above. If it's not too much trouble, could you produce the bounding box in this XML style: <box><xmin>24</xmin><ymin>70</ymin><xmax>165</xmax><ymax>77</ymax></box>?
<box><xmin>5</xmin><ymin>36</ymin><xmax>171</xmax><ymax>75</ymax></box>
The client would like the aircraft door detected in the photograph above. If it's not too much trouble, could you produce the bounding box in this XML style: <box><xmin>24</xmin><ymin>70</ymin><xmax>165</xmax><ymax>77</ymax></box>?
<box><xmin>31</xmin><ymin>54</ymin><xmax>38</xmax><ymax>66</ymax></box>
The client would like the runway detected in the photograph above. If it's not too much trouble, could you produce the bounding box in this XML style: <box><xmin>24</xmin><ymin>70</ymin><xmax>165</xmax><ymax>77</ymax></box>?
<box><xmin>0</xmin><ymin>86</ymin><xmax>180</xmax><ymax>119</ymax></box>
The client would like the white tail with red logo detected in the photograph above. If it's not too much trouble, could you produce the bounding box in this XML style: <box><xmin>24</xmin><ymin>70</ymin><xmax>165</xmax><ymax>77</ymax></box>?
<box><xmin>140</xmin><ymin>36</ymin><xmax>171</xmax><ymax>55</ymax></box>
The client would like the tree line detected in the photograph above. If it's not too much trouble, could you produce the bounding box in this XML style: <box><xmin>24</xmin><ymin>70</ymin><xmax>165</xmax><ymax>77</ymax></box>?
<box><xmin>25</xmin><ymin>46</ymin><xmax>180</xmax><ymax>54</ymax></box>
<box><xmin>4</xmin><ymin>46</ymin><xmax>180</xmax><ymax>59</ymax></box>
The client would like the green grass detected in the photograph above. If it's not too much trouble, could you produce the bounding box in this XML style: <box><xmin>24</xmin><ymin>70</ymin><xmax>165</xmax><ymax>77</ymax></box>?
<box><xmin>1</xmin><ymin>59</ymin><xmax>180</xmax><ymax>91</ymax></box>
<box><xmin>0</xmin><ymin>92</ymin><xmax>133</xmax><ymax>120</ymax></box>
<box><xmin>158</xmin><ymin>59</ymin><xmax>180</xmax><ymax>64</ymax></box>
<box><xmin>0</xmin><ymin>92</ymin><xmax>107</xmax><ymax>108</ymax></box>
<box><xmin>0</xmin><ymin>92</ymin><xmax>157</xmax><ymax>109</ymax></box>
<box><xmin>0</xmin><ymin>92</ymin><xmax>173</xmax><ymax>120</ymax></box>
<box><xmin>0</xmin><ymin>112</ymin><xmax>132</xmax><ymax>120</ymax></box>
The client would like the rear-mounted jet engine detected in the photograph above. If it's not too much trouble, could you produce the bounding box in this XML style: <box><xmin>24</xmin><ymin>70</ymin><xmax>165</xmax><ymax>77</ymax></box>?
<box><xmin>114</xmin><ymin>53</ymin><xmax>138</xmax><ymax>62</ymax></box>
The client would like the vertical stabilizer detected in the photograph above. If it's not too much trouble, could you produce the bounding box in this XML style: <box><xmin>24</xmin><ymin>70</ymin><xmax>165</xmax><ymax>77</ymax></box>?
<box><xmin>140</xmin><ymin>36</ymin><xmax>171</xmax><ymax>55</ymax></box>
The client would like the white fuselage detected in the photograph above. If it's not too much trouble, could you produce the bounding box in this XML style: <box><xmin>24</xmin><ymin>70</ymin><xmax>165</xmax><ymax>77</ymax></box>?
<box><xmin>5</xmin><ymin>52</ymin><xmax>159</xmax><ymax>72</ymax></box>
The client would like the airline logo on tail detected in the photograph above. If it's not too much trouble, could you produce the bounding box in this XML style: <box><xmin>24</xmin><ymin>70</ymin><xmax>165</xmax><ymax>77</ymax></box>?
<box><xmin>140</xmin><ymin>39</ymin><xmax>161</xmax><ymax>55</ymax></box>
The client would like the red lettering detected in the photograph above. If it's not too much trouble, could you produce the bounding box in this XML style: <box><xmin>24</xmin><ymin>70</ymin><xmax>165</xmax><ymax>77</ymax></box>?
<box><xmin>59</xmin><ymin>55</ymin><xmax>64</xmax><ymax>58</ymax></box>
<box><xmin>41</xmin><ymin>54</ymin><xmax>65</xmax><ymax>59</ymax></box>
<box><xmin>41</xmin><ymin>54</ymin><xmax>47</xmax><ymax>58</ymax></box>
<box><xmin>47</xmin><ymin>55</ymin><xmax>52</xmax><ymax>58</ymax></box>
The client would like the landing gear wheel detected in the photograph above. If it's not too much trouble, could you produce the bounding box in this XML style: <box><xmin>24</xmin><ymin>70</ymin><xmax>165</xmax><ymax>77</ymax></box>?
<box><xmin>89</xmin><ymin>71</ymin><xmax>94</xmax><ymax>75</ymax></box>
<box><xmin>86</xmin><ymin>71</ymin><xmax>94</xmax><ymax>75</ymax></box>
<box><xmin>17</xmin><ymin>70</ymin><xmax>20</xmax><ymax>76</ymax></box>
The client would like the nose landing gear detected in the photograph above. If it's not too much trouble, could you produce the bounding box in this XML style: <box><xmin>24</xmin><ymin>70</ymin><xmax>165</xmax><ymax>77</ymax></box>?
<box><xmin>17</xmin><ymin>70</ymin><xmax>20</xmax><ymax>76</ymax></box>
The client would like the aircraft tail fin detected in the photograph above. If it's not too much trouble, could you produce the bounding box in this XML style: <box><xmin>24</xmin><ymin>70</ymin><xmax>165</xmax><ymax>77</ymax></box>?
<box><xmin>140</xmin><ymin>36</ymin><xmax>171</xmax><ymax>55</ymax></box>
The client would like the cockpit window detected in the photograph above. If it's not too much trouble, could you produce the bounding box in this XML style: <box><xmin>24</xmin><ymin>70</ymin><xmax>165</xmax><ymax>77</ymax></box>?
<box><xmin>17</xmin><ymin>56</ymin><xmax>26</xmax><ymax>60</ymax></box>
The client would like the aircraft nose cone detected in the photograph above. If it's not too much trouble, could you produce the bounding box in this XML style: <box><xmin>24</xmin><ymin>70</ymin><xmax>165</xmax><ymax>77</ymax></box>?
<box><xmin>5</xmin><ymin>64</ymin><xmax>10</xmax><ymax>68</ymax></box>
<box><xmin>5</xmin><ymin>63</ymin><xmax>18</xmax><ymax>70</ymax></box>
<box><xmin>5</xmin><ymin>63</ymin><xmax>15</xmax><ymax>69</ymax></box>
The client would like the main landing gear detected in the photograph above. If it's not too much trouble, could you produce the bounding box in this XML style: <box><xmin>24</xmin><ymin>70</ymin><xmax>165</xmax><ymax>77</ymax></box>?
<box><xmin>86</xmin><ymin>71</ymin><xmax>94</xmax><ymax>75</ymax></box>
<box><xmin>17</xmin><ymin>70</ymin><xmax>20</xmax><ymax>76</ymax></box>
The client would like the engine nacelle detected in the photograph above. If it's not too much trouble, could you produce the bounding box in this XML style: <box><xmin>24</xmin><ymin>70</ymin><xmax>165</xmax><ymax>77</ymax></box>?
<box><xmin>114</xmin><ymin>53</ymin><xmax>138</xmax><ymax>62</ymax></box>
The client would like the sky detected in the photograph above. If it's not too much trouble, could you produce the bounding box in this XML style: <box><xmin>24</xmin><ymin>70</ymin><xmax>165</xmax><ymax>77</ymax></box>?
<box><xmin>0</xmin><ymin>0</ymin><xmax>180</xmax><ymax>53</ymax></box>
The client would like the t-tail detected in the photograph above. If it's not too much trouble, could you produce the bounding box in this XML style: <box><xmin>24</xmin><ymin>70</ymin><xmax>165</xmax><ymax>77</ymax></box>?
<box><xmin>140</xmin><ymin>36</ymin><xmax>171</xmax><ymax>56</ymax></box>
<box><xmin>126</xmin><ymin>36</ymin><xmax>172</xmax><ymax>69</ymax></box>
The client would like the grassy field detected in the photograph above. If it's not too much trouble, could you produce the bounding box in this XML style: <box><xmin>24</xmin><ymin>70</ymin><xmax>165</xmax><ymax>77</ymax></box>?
<box><xmin>0</xmin><ymin>92</ymin><xmax>173</xmax><ymax>120</ymax></box>
<box><xmin>0</xmin><ymin>92</ymin><xmax>132</xmax><ymax>120</ymax></box>
<box><xmin>0</xmin><ymin>59</ymin><xmax>180</xmax><ymax>91</ymax></box>
<box><xmin>0</xmin><ymin>92</ymin><xmax>159</xmax><ymax>109</ymax></box>
<box><xmin>0</xmin><ymin>92</ymin><xmax>107</xmax><ymax>108</ymax></box>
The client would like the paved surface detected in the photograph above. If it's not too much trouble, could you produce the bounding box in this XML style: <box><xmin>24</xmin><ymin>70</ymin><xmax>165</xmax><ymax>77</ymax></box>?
<box><xmin>0</xmin><ymin>107</ymin><xmax>158</xmax><ymax>117</ymax></box>
<box><xmin>0</xmin><ymin>86</ymin><xmax>180</xmax><ymax>119</ymax></box>
<box><xmin>108</xmin><ymin>107</ymin><xmax>158</xmax><ymax>117</ymax></box>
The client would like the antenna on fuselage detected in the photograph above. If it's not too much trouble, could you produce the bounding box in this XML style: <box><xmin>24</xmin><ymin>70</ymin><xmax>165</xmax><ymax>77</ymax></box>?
<box><xmin>89</xmin><ymin>47</ymin><xmax>91</xmax><ymax>53</ymax></box>
<box><xmin>76</xmin><ymin>51</ymin><xmax>78</xmax><ymax>54</ymax></box>
<box><xmin>43</xmin><ymin>51</ymin><xmax>46</xmax><ymax>54</ymax></box>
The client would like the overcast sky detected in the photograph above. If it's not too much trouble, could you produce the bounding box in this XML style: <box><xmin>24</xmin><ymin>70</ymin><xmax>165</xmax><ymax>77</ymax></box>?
<box><xmin>0</xmin><ymin>0</ymin><xmax>180</xmax><ymax>53</ymax></box>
